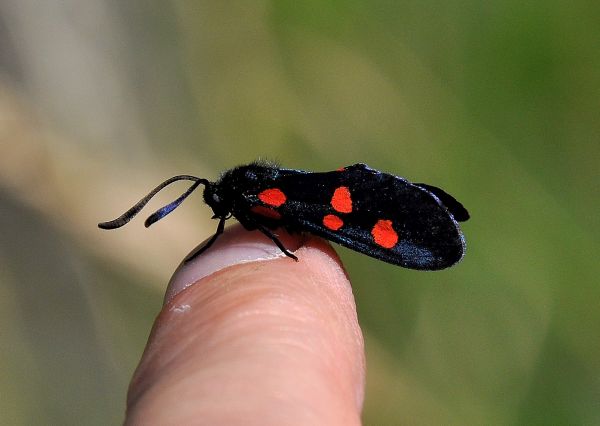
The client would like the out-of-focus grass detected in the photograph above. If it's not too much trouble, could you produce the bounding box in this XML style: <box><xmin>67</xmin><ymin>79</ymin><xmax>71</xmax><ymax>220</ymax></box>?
<box><xmin>1</xmin><ymin>1</ymin><xmax>599</xmax><ymax>424</ymax></box>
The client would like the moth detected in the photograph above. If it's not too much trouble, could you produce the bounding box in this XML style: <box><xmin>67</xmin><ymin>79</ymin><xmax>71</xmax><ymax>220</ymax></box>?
<box><xmin>99</xmin><ymin>162</ymin><xmax>469</xmax><ymax>270</ymax></box>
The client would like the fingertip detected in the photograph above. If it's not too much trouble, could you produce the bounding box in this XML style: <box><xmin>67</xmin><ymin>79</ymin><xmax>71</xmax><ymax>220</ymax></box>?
<box><xmin>127</xmin><ymin>225</ymin><xmax>365</xmax><ymax>425</ymax></box>
<box><xmin>165</xmin><ymin>223</ymin><xmax>306</xmax><ymax>304</ymax></box>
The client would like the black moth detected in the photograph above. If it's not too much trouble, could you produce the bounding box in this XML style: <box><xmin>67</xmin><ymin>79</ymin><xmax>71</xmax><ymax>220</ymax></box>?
<box><xmin>99</xmin><ymin>162</ymin><xmax>469</xmax><ymax>270</ymax></box>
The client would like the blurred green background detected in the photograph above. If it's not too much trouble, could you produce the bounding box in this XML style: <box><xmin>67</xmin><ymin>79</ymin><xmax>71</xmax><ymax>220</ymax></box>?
<box><xmin>1</xmin><ymin>1</ymin><xmax>599</xmax><ymax>424</ymax></box>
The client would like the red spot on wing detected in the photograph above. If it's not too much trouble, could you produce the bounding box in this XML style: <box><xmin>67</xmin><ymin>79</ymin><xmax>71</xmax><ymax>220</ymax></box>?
<box><xmin>258</xmin><ymin>188</ymin><xmax>286</xmax><ymax>207</ymax></box>
<box><xmin>331</xmin><ymin>186</ymin><xmax>352</xmax><ymax>213</ymax></box>
<box><xmin>250</xmin><ymin>205</ymin><xmax>282</xmax><ymax>220</ymax></box>
<box><xmin>371</xmin><ymin>219</ymin><xmax>398</xmax><ymax>249</ymax></box>
<box><xmin>336</xmin><ymin>166</ymin><xmax>346</xmax><ymax>171</ymax></box>
<box><xmin>323</xmin><ymin>214</ymin><xmax>343</xmax><ymax>231</ymax></box>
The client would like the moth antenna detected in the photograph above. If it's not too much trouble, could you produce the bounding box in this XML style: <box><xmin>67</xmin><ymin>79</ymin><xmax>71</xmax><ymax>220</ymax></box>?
<box><xmin>144</xmin><ymin>178</ymin><xmax>205</xmax><ymax>227</ymax></box>
<box><xmin>98</xmin><ymin>175</ymin><xmax>208</xmax><ymax>229</ymax></box>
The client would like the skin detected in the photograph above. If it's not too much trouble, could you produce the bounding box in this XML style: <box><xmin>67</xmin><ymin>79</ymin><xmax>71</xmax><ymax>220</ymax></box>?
<box><xmin>125</xmin><ymin>224</ymin><xmax>365</xmax><ymax>425</ymax></box>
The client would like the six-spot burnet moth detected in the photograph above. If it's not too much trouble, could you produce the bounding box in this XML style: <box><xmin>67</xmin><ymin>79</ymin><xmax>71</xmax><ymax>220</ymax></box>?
<box><xmin>98</xmin><ymin>162</ymin><xmax>469</xmax><ymax>270</ymax></box>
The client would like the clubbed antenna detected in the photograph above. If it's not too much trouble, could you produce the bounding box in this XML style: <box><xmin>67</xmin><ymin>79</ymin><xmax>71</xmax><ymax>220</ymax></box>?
<box><xmin>98</xmin><ymin>175</ymin><xmax>209</xmax><ymax>229</ymax></box>
<box><xmin>144</xmin><ymin>179</ymin><xmax>205</xmax><ymax>227</ymax></box>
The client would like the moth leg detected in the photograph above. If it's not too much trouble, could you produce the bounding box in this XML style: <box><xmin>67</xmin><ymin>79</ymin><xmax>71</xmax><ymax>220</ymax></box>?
<box><xmin>256</xmin><ymin>224</ymin><xmax>298</xmax><ymax>261</ymax></box>
<box><xmin>184</xmin><ymin>217</ymin><xmax>227</xmax><ymax>262</ymax></box>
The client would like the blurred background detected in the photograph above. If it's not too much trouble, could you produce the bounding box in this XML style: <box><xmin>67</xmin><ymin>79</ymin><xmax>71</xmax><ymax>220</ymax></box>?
<box><xmin>1</xmin><ymin>1</ymin><xmax>599</xmax><ymax>424</ymax></box>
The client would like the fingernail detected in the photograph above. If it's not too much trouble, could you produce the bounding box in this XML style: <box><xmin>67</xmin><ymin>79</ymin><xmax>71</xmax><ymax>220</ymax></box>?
<box><xmin>164</xmin><ymin>223</ymin><xmax>304</xmax><ymax>304</ymax></box>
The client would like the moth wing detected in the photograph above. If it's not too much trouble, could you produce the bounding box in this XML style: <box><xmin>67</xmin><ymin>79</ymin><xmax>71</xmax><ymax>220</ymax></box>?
<box><xmin>276</xmin><ymin>165</ymin><xmax>466</xmax><ymax>270</ymax></box>
<box><xmin>414</xmin><ymin>183</ymin><xmax>470</xmax><ymax>222</ymax></box>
